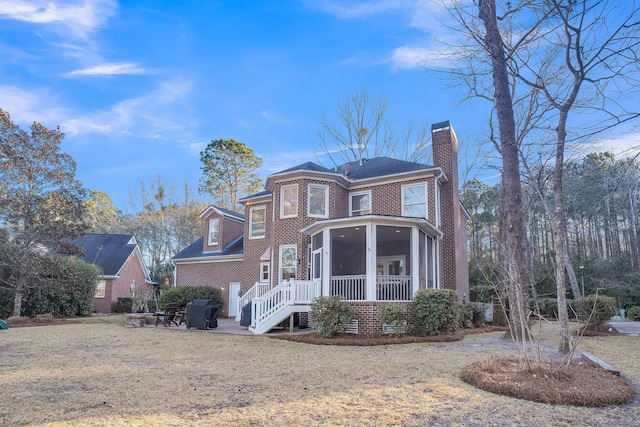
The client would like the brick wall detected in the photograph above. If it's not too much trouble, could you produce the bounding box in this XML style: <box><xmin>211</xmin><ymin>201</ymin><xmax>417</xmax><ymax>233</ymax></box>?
<box><xmin>93</xmin><ymin>251</ymin><xmax>154</xmax><ymax>313</ymax></box>
<box><xmin>432</xmin><ymin>121</ymin><xmax>469</xmax><ymax>299</ymax></box>
<box><xmin>174</xmin><ymin>259</ymin><xmax>244</xmax><ymax>316</ymax></box>
<box><xmin>349</xmin><ymin>301</ymin><xmax>413</xmax><ymax>335</ymax></box>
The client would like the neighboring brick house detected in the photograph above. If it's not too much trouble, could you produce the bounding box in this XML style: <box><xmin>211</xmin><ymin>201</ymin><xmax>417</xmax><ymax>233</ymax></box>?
<box><xmin>172</xmin><ymin>121</ymin><xmax>469</xmax><ymax>333</ymax></box>
<box><xmin>74</xmin><ymin>234</ymin><xmax>155</xmax><ymax>313</ymax></box>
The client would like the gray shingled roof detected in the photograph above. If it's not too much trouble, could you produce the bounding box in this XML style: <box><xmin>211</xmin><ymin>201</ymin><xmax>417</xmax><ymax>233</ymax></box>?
<box><xmin>276</xmin><ymin>161</ymin><xmax>335</xmax><ymax>175</ymax></box>
<box><xmin>73</xmin><ymin>234</ymin><xmax>137</xmax><ymax>276</ymax></box>
<box><xmin>341</xmin><ymin>157</ymin><xmax>434</xmax><ymax>180</ymax></box>
<box><xmin>213</xmin><ymin>206</ymin><xmax>245</xmax><ymax>220</ymax></box>
<box><xmin>172</xmin><ymin>236</ymin><xmax>244</xmax><ymax>261</ymax></box>
<box><xmin>240</xmin><ymin>190</ymin><xmax>272</xmax><ymax>201</ymax></box>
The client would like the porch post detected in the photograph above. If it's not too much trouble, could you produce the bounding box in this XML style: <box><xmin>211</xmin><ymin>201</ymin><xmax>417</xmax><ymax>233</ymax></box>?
<box><xmin>411</xmin><ymin>227</ymin><xmax>420</xmax><ymax>297</ymax></box>
<box><xmin>366</xmin><ymin>223</ymin><xmax>377</xmax><ymax>301</ymax></box>
<box><xmin>322</xmin><ymin>229</ymin><xmax>330</xmax><ymax>297</ymax></box>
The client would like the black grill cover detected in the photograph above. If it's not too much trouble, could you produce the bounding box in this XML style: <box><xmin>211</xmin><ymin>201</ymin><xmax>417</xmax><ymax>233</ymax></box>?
<box><xmin>240</xmin><ymin>301</ymin><xmax>252</xmax><ymax>327</ymax></box>
<box><xmin>186</xmin><ymin>299</ymin><xmax>219</xmax><ymax>329</ymax></box>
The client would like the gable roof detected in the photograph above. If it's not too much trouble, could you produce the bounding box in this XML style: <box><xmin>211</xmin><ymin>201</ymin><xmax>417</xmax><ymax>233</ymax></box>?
<box><xmin>172</xmin><ymin>236</ymin><xmax>244</xmax><ymax>261</ymax></box>
<box><xmin>73</xmin><ymin>234</ymin><xmax>139</xmax><ymax>277</ymax></box>
<box><xmin>199</xmin><ymin>205</ymin><xmax>245</xmax><ymax>221</ymax></box>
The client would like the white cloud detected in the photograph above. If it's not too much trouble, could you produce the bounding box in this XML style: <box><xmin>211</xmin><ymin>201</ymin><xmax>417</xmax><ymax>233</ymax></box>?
<box><xmin>67</xmin><ymin>62</ymin><xmax>152</xmax><ymax>77</ymax></box>
<box><xmin>0</xmin><ymin>0</ymin><xmax>117</xmax><ymax>38</ymax></box>
<box><xmin>390</xmin><ymin>45</ymin><xmax>452</xmax><ymax>70</ymax></box>
<box><xmin>0</xmin><ymin>85</ymin><xmax>69</xmax><ymax>125</ymax></box>
<box><xmin>60</xmin><ymin>77</ymin><xmax>195</xmax><ymax>138</ymax></box>
<box><xmin>594</xmin><ymin>133</ymin><xmax>640</xmax><ymax>157</ymax></box>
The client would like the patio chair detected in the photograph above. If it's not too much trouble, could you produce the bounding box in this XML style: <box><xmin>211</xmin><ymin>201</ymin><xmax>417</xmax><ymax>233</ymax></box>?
<box><xmin>155</xmin><ymin>303</ymin><xmax>180</xmax><ymax>327</ymax></box>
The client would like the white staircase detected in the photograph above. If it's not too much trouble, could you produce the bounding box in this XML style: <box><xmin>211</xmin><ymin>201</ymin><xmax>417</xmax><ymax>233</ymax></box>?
<box><xmin>248</xmin><ymin>279</ymin><xmax>321</xmax><ymax>334</ymax></box>
<box><xmin>235</xmin><ymin>282</ymin><xmax>270</xmax><ymax>321</ymax></box>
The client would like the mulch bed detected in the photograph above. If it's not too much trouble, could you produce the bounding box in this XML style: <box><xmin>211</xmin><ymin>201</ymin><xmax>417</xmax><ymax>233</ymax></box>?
<box><xmin>460</xmin><ymin>357</ymin><xmax>636</xmax><ymax>406</ymax></box>
<box><xmin>271</xmin><ymin>325</ymin><xmax>507</xmax><ymax>346</ymax></box>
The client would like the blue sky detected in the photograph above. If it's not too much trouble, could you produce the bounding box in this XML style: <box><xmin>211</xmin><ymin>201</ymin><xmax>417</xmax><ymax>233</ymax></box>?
<box><xmin>1</xmin><ymin>1</ymin><xmax>637</xmax><ymax>211</ymax></box>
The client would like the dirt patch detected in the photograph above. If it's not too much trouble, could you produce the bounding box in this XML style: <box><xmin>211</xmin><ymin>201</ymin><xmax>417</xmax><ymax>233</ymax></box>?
<box><xmin>461</xmin><ymin>356</ymin><xmax>636</xmax><ymax>407</ymax></box>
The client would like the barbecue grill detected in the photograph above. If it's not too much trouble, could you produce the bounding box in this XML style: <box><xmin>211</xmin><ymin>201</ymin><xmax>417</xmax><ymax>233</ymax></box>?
<box><xmin>185</xmin><ymin>299</ymin><xmax>219</xmax><ymax>329</ymax></box>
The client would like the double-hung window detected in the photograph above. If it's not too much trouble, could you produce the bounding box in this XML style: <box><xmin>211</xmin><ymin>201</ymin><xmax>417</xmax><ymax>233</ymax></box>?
<box><xmin>280</xmin><ymin>184</ymin><xmax>298</xmax><ymax>218</ymax></box>
<box><xmin>350</xmin><ymin>191</ymin><xmax>371</xmax><ymax>216</ymax></box>
<box><xmin>208</xmin><ymin>218</ymin><xmax>219</xmax><ymax>246</ymax></box>
<box><xmin>279</xmin><ymin>245</ymin><xmax>297</xmax><ymax>283</ymax></box>
<box><xmin>402</xmin><ymin>184</ymin><xmax>427</xmax><ymax>218</ymax></box>
<box><xmin>308</xmin><ymin>184</ymin><xmax>329</xmax><ymax>218</ymax></box>
<box><xmin>249</xmin><ymin>206</ymin><xmax>266</xmax><ymax>239</ymax></box>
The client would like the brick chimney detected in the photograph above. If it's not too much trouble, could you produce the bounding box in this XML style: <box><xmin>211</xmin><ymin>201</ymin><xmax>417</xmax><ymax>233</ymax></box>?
<box><xmin>431</xmin><ymin>120</ymin><xmax>469</xmax><ymax>301</ymax></box>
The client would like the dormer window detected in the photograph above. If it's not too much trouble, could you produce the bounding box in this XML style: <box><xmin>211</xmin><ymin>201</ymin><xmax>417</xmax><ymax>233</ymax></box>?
<box><xmin>308</xmin><ymin>184</ymin><xmax>329</xmax><ymax>218</ymax></box>
<box><xmin>350</xmin><ymin>191</ymin><xmax>371</xmax><ymax>216</ymax></box>
<box><xmin>402</xmin><ymin>183</ymin><xmax>427</xmax><ymax>218</ymax></box>
<box><xmin>280</xmin><ymin>184</ymin><xmax>298</xmax><ymax>218</ymax></box>
<box><xmin>208</xmin><ymin>218</ymin><xmax>219</xmax><ymax>246</ymax></box>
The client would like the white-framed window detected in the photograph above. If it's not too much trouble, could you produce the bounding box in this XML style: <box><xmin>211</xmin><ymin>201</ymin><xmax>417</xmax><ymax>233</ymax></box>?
<box><xmin>402</xmin><ymin>183</ymin><xmax>427</xmax><ymax>218</ymax></box>
<box><xmin>280</xmin><ymin>184</ymin><xmax>298</xmax><ymax>218</ymax></box>
<box><xmin>278</xmin><ymin>244</ymin><xmax>297</xmax><ymax>283</ymax></box>
<box><xmin>95</xmin><ymin>280</ymin><xmax>106</xmax><ymax>298</ymax></box>
<box><xmin>249</xmin><ymin>206</ymin><xmax>266</xmax><ymax>239</ymax></box>
<box><xmin>260</xmin><ymin>261</ymin><xmax>270</xmax><ymax>283</ymax></box>
<box><xmin>308</xmin><ymin>184</ymin><xmax>329</xmax><ymax>218</ymax></box>
<box><xmin>350</xmin><ymin>190</ymin><xmax>371</xmax><ymax>216</ymax></box>
<box><xmin>208</xmin><ymin>218</ymin><xmax>220</xmax><ymax>246</ymax></box>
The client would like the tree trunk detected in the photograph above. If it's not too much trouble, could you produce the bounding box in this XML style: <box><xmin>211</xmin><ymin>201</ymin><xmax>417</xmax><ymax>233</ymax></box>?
<box><xmin>13</xmin><ymin>285</ymin><xmax>23</xmax><ymax>317</ymax></box>
<box><xmin>478</xmin><ymin>0</ymin><xmax>531</xmax><ymax>341</ymax></box>
<box><xmin>554</xmin><ymin>109</ymin><xmax>572</xmax><ymax>354</ymax></box>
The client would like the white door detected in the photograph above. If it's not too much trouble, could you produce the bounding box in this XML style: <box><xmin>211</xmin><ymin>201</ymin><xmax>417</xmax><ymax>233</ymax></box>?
<box><xmin>228</xmin><ymin>282</ymin><xmax>241</xmax><ymax>317</ymax></box>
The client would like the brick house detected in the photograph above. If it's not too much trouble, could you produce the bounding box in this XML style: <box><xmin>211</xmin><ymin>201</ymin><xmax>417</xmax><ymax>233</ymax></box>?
<box><xmin>172</xmin><ymin>121</ymin><xmax>469</xmax><ymax>333</ymax></box>
<box><xmin>74</xmin><ymin>234</ymin><xmax>155</xmax><ymax>313</ymax></box>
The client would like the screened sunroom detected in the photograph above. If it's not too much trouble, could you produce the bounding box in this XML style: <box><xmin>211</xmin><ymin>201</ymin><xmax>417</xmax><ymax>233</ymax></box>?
<box><xmin>302</xmin><ymin>215</ymin><xmax>442</xmax><ymax>302</ymax></box>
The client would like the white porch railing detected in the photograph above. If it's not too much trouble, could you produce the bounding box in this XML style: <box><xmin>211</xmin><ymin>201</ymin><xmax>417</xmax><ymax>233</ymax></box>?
<box><xmin>330</xmin><ymin>275</ymin><xmax>366</xmax><ymax>300</ymax></box>
<box><xmin>376</xmin><ymin>275</ymin><xmax>412</xmax><ymax>301</ymax></box>
<box><xmin>250</xmin><ymin>279</ymin><xmax>321</xmax><ymax>334</ymax></box>
<box><xmin>235</xmin><ymin>282</ymin><xmax>270</xmax><ymax>321</ymax></box>
<box><xmin>329</xmin><ymin>275</ymin><xmax>412</xmax><ymax>301</ymax></box>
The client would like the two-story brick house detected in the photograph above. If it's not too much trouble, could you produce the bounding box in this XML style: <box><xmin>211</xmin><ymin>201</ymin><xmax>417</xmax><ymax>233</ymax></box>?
<box><xmin>172</xmin><ymin>121</ymin><xmax>469</xmax><ymax>333</ymax></box>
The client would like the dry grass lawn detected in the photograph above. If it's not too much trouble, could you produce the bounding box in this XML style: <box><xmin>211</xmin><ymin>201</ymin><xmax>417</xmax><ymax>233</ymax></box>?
<box><xmin>1</xmin><ymin>316</ymin><xmax>639</xmax><ymax>426</ymax></box>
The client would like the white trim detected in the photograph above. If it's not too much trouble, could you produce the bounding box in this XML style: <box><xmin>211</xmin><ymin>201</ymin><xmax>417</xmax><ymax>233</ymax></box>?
<box><xmin>280</xmin><ymin>184</ymin><xmax>299</xmax><ymax>218</ymax></box>
<box><xmin>349</xmin><ymin>190</ymin><xmax>371</xmax><ymax>216</ymax></box>
<box><xmin>208</xmin><ymin>218</ymin><xmax>220</xmax><ymax>246</ymax></box>
<box><xmin>249</xmin><ymin>206</ymin><xmax>266</xmax><ymax>239</ymax></box>
<box><xmin>401</xmin><ymin>182</ymin><xmax>428</xmax><ymax>218</ymax></box>
<box><xmin>307</xmin><ymin>183</ymin><xmax>329</xmax><ymax>218</ymax></box>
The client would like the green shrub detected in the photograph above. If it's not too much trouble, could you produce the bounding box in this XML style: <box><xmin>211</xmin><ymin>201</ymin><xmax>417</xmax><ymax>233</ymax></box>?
<box><xmin>115</xmin><ymin>297</ymin><xmax>133</xmax><ymax>313</ymax></box>
<box><xmin>310</xmin><ymin>296</ymin><xmax>356</xmax><ymax>338</ymax></box>
<box><xmin>412</xmin><ymin>289</ymin><xmax>461</xmax><ymax>336</ymax></box>
<box><xmin>460</xmin><ymin>304</ymin><xmax>485</xmax><ymax>329</ymax></box>
<box><xmin>571</xmin><ymin>294</ymin><xmax>617</xmax><ymax>330</ymax></box>
<box><xmin>626</xmin><ymin>306</ymin><xmax>640</xmax><ymax>321</ymax></box>
<box><xmin>158</xmin><ymin>286</ymin><xmax>223</xmax><ymax>310</ymax></box>
<box><xmin>11</xmin><ymin>255</ymin><xmax>100</xmax><ymax>317</ymax></box>
<box><xmin>379</xmin><ymin>303</ymin><xmax>412</xmax><ymax>335</ymax></box>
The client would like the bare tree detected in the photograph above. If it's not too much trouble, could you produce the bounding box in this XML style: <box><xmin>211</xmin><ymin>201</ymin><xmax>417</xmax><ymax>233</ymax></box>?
<box><xmin>317</xmin><ymin>87</ymin><xmax>433</xmax><ymax>166</ymax></box>
<box><xmin>443</xmin><ymin>0</ymin><xmax>640</xmax><ymax>353</ymax></box>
